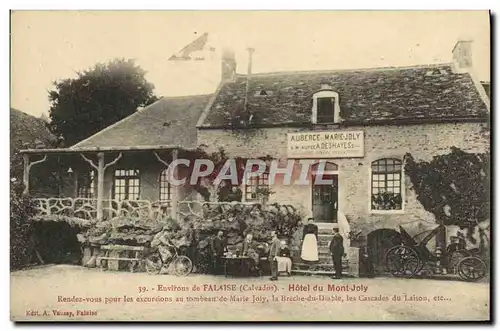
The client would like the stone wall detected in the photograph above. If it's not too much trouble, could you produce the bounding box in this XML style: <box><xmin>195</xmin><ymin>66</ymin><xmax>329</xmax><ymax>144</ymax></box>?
<box><xmin>198</xmin><ymin>122</ymin><xmax>489</xmax><ymax>237</ymax></box>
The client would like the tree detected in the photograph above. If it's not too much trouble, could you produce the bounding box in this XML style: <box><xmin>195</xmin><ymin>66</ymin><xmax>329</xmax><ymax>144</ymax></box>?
<box><xmin>404</xmin><ymin>147</ymin><xmax>490</xmax><ymax>245</ymax></box>
<box><xmin>48</xmin><ymin>59</ymin><xmax>158</xmax><ymax>146</ymax></box>
<box><xmin>10</xmin><ymin>108</ymin><xmax>60</xmax><ymax>196</ymax></box>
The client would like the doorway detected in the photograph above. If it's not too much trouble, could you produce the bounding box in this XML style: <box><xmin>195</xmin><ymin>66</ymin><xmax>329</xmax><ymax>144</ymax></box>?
<box><xmin>312</xmin><ymin>174</ymin><xmax>338</xmax><ymax>223</ymax></box>
<box><xmin>366</xmin><ymin>228</ymin><xmax>403</xmax><ymax>275</ymax></box>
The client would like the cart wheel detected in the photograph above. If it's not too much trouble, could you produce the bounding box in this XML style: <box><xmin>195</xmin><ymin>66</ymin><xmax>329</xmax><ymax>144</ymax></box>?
<box><xmin>144</xmin><ymin>253</ymin><xmax>162</xmax><ymax>275</ymax></box>
<box><xmin>173</xmin><ymin>255</ymin><xmax>193</xmax><ymax>276</ymax></box>
<box><xmin>386</xmin><ymin>245</ymin><xmax>421</xmax><ymax>277</ymax></box>
<box><xmin>457</xmin><ymin>257</ymin><xmax>487</xmax><ymax>282</ymax></box>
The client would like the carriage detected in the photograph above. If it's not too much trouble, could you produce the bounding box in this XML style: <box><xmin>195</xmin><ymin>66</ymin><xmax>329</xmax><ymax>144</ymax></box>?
<box><xmin>385</xmin><ymin>224</ymin><xmax>488</xmax><ymax>282</ymax></box>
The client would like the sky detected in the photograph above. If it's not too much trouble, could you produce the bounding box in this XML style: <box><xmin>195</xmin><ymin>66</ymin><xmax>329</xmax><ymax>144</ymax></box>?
<box><xmin>10</xmin><ymin>10</ymin><xmax>490</xmax><ymax>117</ymax></box>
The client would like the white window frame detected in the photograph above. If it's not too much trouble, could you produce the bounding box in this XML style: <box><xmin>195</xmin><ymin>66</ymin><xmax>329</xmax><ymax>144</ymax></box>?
<box><xmin>311</xmin><ymin>90</ymin><xmax>341</xmax><ymax>124</ymax></box>
<box><xmin>158</xmin><ymin>168</ymin><xmax>173</xmax><ymax>206</ymax></box>
<box><xmin>242</xmin><ymin>172</ymin><xmax>270</xmax><ymax>202</ymax></box>
<box><xmin>112</xmin><ymin>169</ymin><xmax>141</xmax><ymax>201</ymax></box>
<box><xmin>368</xmin><ymin>158</ymin><xmax>405</xmax><ymax>215</ymax></box>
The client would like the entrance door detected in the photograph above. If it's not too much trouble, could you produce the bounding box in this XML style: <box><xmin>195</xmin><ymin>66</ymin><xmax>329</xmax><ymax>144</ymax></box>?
<box><xmin>312</xmin><ymin>174</ymin><xmax>338</xmax><ymax>222</ymax></box>
<box><xmin>366</xmin><ymin>229</ymin><xmax>403</xmax><ymax>275</ymax></box>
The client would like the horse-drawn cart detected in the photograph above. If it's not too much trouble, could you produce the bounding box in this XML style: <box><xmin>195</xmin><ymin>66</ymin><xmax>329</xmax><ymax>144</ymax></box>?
<box><xmin>385</xmin><ymin>224</ymin><xmax>488</xmax><ymax>282</ymax></box>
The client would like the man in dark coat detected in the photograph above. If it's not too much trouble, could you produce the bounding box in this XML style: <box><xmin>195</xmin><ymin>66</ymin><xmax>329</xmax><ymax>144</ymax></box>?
<box><xmin>268</xmin><ymin>231</ymin><xmax>281</xmax><ymax>281</ymax></box>
<box><xmin>329</xmin><ymin>228</ymin><xmax>344</xmax><ymax>279</ymax></box>
<box><xmin>210</xmin><ymin>230</ymin><xmax>227</xmax><ymax>275</ymax></box>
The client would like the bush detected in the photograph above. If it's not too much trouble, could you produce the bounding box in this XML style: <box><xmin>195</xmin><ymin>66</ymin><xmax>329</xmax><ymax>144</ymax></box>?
<box><xmin>10</xmin><ymin>183</ymin><xmax>36</xmax><ymax>270</ymax></box>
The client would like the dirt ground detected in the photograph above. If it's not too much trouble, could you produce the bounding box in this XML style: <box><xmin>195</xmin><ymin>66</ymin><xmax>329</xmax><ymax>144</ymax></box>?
<box><xmin>10</xmin><ymin>265</ymin><xmax>490</xmax><ymax>322</ymax></box>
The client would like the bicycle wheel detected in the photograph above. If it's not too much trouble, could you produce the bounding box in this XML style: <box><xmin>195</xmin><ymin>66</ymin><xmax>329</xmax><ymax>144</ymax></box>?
<box><xmin>385</xmin><ymin>245</ymin><xmax>421</xmax><ymax>277</ymax></box>
<box><xmin>144</xmin><ymin>253</ymin><xmax>162</xmax><ymax>275</ymax></box>
<box><xmin>457</xmin><ymin>257</ymin><xmax>487</xmax><ymax>282</ymax></box>
<box><xmin>173</xmin><ymin>255</ymin><xmax>193</xmax><ymax>276</ymax></box>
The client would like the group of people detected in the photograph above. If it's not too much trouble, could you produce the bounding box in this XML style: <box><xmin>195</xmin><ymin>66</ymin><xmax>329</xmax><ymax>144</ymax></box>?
<box><xmin>300</xmin><ymin>217</ymin><xmax>346</xmax><ymax>279</ymax></box>
<box><xmin>210</xmin><ymin>230</ymin><xmax>291</xmax><ymax>281</ymax></box>
<box><xmin>151</xmin><ymin>217</ymin><xmax>346</xmax><ymax>280</ymax></box>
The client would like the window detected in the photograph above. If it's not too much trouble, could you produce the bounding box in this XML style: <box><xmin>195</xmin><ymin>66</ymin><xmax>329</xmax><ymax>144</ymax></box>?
<box><xmin>312</xmin><ymin>89</ymin><xmax>341</xmax><ymax>124</ymax></box>
<box><xmin>159</xmin><ymin>169</ymin><xmax>172</xmax><ymax>204</ymax></box>
<box><xmin>371</xmin><ymin>159</ymin><xmax>403</xmax><ymax>211</ymax></box>
<box><xmin>245</xmin><ymin>172</ymin><xmax>269</xmax><ymax>201</ymax></box>
<box><xmin>317</xmin><ymin>97</ymin><xmax>335</xmax><ymax>123</ymax></box>
<box><xmin>77</xmin><ymin>170</ymin><xmax>94</xmax><ymax>198</ymax></box>
<box><xmin>311</xmin><ymin>161</ymin><xmax>339</xmax><ymax>174</ymax></box>
<box><xmin>113</xmin><ymin>169</ymin><xmax>140</xmax><ymax>201</ymax></box>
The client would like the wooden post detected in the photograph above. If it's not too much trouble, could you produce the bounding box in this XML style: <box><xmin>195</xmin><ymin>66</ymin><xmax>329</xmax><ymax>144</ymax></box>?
<box><xmin>96</xmin><ymin>152</ymin><xmax>105</xmax><ymax>221</ymax></box>
<box><xmin>73</xmin><ymin>169</ymin><xmax>78</xmax><ymax>198</ymax></box>
<box><xmin>171</xmin><ymin>149</ymin><xmax>179</xmax><ymax>220</ymax></box>
<box><xmin>81</xmin><ymin>152</ymin><xmax>122</xmax><ymax>222</ymax></box>
<box><xmin>22</xmin><ymin>154</ymin><xmax>47</xmax><ymax>196</ymax></box>
<box><xmin>23</xmin><ymin>154</ymin><xmax>30</xmax><ymax>196</ymax></box>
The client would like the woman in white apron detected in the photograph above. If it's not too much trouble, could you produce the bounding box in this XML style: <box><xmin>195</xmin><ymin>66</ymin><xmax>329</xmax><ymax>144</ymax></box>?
<box><xmin>301</xmin><ymin>218</ymin><xmax>319</xmax><ymax>262</ymax></box>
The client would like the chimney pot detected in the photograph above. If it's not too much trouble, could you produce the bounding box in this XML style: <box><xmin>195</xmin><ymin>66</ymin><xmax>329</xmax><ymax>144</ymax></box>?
<box><xmin>246</xmin><ymin>48</ymin><xmax>255</xmax><ymax>76</ymax></box>
<box><xmin>221</xmin><ymin>48</ymin><xmax>236</xmax><ymax>81</ymax></box>
<box><xmin>452</xmin><ymin>40</ymin><xmax>473</xmax><ymax>70</ymax></box>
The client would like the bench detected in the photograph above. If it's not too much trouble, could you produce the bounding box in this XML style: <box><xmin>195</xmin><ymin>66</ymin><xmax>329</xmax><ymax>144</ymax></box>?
<box><xmin>97</xmin><ymin>245</ymin><xmax>145</xmax><ymax>272</ymax></box>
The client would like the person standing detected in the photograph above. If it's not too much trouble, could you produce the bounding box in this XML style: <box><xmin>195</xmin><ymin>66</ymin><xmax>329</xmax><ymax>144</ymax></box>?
<box><xmin>329</xmin><ymin>228</ymin><xmax>344</xmax><ymax>279</ymax></box>
<box><xmin>242</xmin><ymin>233</ymin><xmax>260</xmax><ymax>275</ymax></box>
<box><xmin>268</xmin><ymin>231</ymin><xmax>281</xmax><ymax>281</ymax></box>
<box><xmin>300</xmin><ymin>218</ymin><xmax>319</xmax><ymax>262</ymax></box>
<box><xmin>210</xmin><ymin>230</ymin><xmax>227</xmax><ymax>275</ymax></box>
<box><xmin>187</xmin><ymin>224</ymin><xmax>199</xmax><ymax>272</ymax></box>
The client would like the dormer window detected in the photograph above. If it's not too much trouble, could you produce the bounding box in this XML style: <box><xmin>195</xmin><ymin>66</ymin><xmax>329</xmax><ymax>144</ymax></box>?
<box><xmin>312</xmin><ymin>86</ymin><xmax>341</xmax><ymax>124</ymax></box>
<box><xmin>317</xmin><ymin>97</ymin><xmax>335</xmax><ymax>123</ymax></box>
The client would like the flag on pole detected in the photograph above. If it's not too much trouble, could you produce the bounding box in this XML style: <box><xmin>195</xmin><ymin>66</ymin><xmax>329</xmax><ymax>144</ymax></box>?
<box><xmin>168</xmin><ymin>33</ymin><xmax>216</xmax><ymax>61</ymax></box>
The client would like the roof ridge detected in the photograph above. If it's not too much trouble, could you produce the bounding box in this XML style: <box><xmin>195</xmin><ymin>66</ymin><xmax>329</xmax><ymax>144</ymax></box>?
<box><xmin>160</xmin><ymin>93</ymin><xmax>213</xmax><ymax>100</ymax></box>
<box><xmin>234</xmin><ymin>62</ymin><xmax>455</xmax><ymax>78</ymax></box>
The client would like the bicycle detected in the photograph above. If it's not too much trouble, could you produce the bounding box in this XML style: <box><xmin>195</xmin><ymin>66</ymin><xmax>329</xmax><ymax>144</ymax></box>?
<box><xmin>144</xmin><ymin>244</ymin><xmax>193</xmax><ymax>276</ymax></box>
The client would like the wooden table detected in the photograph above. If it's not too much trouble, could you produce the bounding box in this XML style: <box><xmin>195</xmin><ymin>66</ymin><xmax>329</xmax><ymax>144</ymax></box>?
<box><xmin>223</xmin><ymin>256</ymin><xmax>254</xmax><ymax>277</ymax></box>
<box><xmin>97</xmin><ymin>245</ymin><xmax>145</xmax><ymax>272</ymax></box>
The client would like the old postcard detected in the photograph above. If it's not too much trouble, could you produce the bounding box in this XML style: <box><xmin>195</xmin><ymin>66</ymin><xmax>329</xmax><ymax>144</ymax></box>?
<box><xmin>10</xmin><ymin>10</ymin><xmax>491</xmax><ymax>322</ymax></box>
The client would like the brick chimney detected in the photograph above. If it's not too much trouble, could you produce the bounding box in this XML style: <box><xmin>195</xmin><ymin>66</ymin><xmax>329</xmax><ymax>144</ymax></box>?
<box><xmin>221</xmin><ymin>48</ymin><xmax>236</xmax><ymax>81</ymax></box>
<box><xmin>452</xmin><ymin>40</ymin><xmax>473</xmax><ymax>71</ymax></box>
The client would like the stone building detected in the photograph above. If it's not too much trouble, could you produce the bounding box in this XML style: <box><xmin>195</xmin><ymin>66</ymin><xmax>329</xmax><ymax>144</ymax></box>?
<box><xmin>196</xmin><ymin>40</ymin><xmax>490</xmax><ymax>271</ymax></box>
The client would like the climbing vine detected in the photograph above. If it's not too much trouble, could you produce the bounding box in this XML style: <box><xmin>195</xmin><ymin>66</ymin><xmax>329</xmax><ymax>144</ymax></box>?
<box><xmin>404</xmin><ymin>147</ymin><xmax>490</xmax><ymax>243</ymax></box>
<box><xmin>188</xmin><ymin>147</ymin><xmax>272</xmax><ymax>202</ymax></box>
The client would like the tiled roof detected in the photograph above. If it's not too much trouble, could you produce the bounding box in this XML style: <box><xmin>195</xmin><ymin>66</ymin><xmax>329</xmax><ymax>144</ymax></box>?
<box><xmin>72</xmin><ymin>94</ymin><xmax>212</xmax><ymax>149</ymax></box>
<box><xmin>199</xmin><ymin>64</ymin><xmax>489</xmax><ymax>128</ymax></box>
<box><xmin>10</xmin><ymin>108</ymin><xmax>57</xmax><ymax>151</ymax></box>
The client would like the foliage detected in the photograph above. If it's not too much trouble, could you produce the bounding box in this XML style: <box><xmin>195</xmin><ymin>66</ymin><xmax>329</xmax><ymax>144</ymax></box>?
<box><xmin>255</xmin><ymin>187</ymin><xmax>275</xmax><ymax>203</ymax></box>
<box><xmin>10</xmin><ymin>108</ymin><xmax>60</xmax><ymax>196</ymax></box>
<box><xmin>371</xmin><ymin>192</ymin><xmax>402</xmax><ymax>210</ymax></box>
<box><xmin>347</xmin><ymin>222</ymin><xmax>363</xmax><ymax>241</ymax></box>
<box><xmin>185</xmin><ymin>203</ymin><xmax>302</xmax><ymax>272</ymax></box>
<box><xmin>404</xmin><ymin>147</ymin><xmax>490</xmax><ymax>242</ymax></box>
<box><xmin>217</xmin><ymin>186</ymin><xmax>243</xmax><ymax>202</ymax></box>
<box><xmin>10</xmin><ymin>182</ymin><xmax>36</xmax><ymax>269</ymax></box>
<box><xmin>48</xmin><ymin>59</ymin><xmax>158</xmax><ymax>146</ymax></box>
<box><xmin>266</xmin><ymin>203</ymin><xmax>302</xmax><ymax>238</ymax></box>
<box><xmin>76</xmin><ymin>202</ymin><xmax>304</xmax><ymax>273</ymax></box>
<box><xmin>189</xmin><ymin>146</ymin><xmax>272</xmax><ymax>202</ymax></box>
